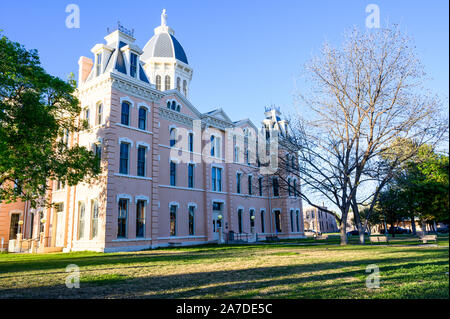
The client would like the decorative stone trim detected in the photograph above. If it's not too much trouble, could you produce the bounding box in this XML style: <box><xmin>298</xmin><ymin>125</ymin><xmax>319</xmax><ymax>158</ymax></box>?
<box><xmin>136</xmin><ymin>141</ymin><xmax>150</xmax><ymax>149</ymax></box>
<box><xmin>120</xmin><ymin>96</ymin><xmax>134</xmax><ymax>108</ymax></box>
<box><xmin>118</xmin><ymin>137</ymin><xmax>133</xmax><ymax>146</ymax></box>
<box><xmin>117</xmin><ymin>194</ymin><xmax>132</xmax><ymax>202</ymax></box>
<box><xmin>137</xmin><ymin>102</ymin><xmax>151</xmax><ymax>111</ymax></box>
<box><xmin>135</xmin><ymin>195</ymin><xmax>150</xmax><ymax>203</ymax></box>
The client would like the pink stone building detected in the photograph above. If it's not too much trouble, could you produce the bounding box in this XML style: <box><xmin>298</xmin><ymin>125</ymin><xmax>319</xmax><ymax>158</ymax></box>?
<box><xmin>0</xmin><ymin>11</ymin><xmax>305</xmax><ymax>253</ymax></box>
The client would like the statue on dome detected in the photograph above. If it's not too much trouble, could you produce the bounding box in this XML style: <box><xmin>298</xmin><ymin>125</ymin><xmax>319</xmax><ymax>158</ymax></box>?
<box><xmin>161</xmin><ymin>9</ymin><xmax>167</xmax><ymax>26</ymax></box>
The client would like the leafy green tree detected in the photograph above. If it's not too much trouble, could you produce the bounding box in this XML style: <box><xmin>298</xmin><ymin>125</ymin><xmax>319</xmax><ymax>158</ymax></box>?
<box><xmin>399</xmin><ymin>147</ymin><xmax>449</xmax><ymax>228</ymax></box>
<box><xmin>375</xmin><ymin>187</ymin><xmax>409</xmax><ymax>237</ymax></box>
<box><xmin>0</xmin><ymin>33</ymin><xmax>100</xmax><ymax>206</ymax></box>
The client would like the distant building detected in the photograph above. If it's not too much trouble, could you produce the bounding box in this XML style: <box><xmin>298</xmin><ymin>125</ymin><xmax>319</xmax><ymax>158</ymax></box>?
<box><xmin>303</xmin><ymin>206</ymin><xmax>338</xmax><ymax>233</ymax></box>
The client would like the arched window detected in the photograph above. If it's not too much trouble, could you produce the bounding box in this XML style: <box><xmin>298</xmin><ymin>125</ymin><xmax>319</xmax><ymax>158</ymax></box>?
<box><xmin>155</xmin><ymin>75</ymin><xmax>161</xmax><ymax>91</ymax></box>
<box><xmin>234</xmin><ymin>146</ymin><xmax>240</xmax><ymax>162</ymax></box>
<box><xmin>286</xmin><ymin>154</ymin><xmax>290</xmax><ymax>171</ymax></box>
<box><xmin>237</xmin><ymin>208</ymin><xmax>243</xmax><ymax>233</ymax></box>
<box><xmin>171</xmin><ymin>101</ymin><xmax>176</xmax><ymax>110</ymax></box>
<box><xmin>138</xmin><ymin>107</ymin><xmax>146</xmax><ymax>130</ymax></box>
<box><xmin>121</xmin><ymin>102</ymin><xmax>130</xmax><ymax>126</ymax></box>
<box><xmin>287</xmin><ymin>178</ymin><xmax>292</xmax><ymax>196</ymax></box>
<box><xmin>273</xmin><ymin>177</ymin><xmax>279</xmax><ymax>197</ymax></box>
<box><xmin>183</xmin><ymin>80</ymin><xmax>187</xmax><ymax>96</ymax></box>
<box><xmin>176</xmin><ymin>77</ymin><xmax>181</xmax><ymax>91</ymax></box>
<box><xmin>169</xmin><ymin>128</ymin><xmax>176</xmax><ymax>147</ymax></box>
<box><xmin>165</xmin><ymin>75</ymin><xmax>171</xmax><ymax>90</ymax></box>
<box><xmin>176</xmin><ymin>104</ymin><xmax>180</xmax><ymax>112</ymax></box>
<box><xmin>291</xmin><ymin>156</ymin><xmax>296</xmax><ymax>170</ymax></box>
<box><xmin>167</xmin><ymin>101</ymin><xmax>171</xmax><ymax>108</ymax></box>
<box><xmin>210</xmin><ymin>135</ymin><xmax>215</xmax><ymax>156</ymax></box>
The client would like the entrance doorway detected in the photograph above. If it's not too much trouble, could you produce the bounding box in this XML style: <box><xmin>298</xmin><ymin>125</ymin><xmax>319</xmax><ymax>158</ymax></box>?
<box><xmin>55</xmin><ymin>203</ymin><xmax>65</xmax><ymax>247</ymax></box>
<box><xmin>9</xmin><ymin>213</ymin><xmax>20</xmax><ymax>240</ymax></box>
<box><xmin>274</xmin><ymin>210</ymin><xmax>282</xmax><ymax>233</ymax></box>
<box><xmin>212</xmin><ymin>202</ymin><xmax>223</xmax><ymax>241</ymax></box>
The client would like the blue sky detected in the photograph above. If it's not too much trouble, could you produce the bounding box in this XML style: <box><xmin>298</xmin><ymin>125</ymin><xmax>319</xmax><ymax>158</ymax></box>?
<box><xmin>1</xmin><ymin>0</ymin><xmax>448</xmax><ymax>127</ymax></box>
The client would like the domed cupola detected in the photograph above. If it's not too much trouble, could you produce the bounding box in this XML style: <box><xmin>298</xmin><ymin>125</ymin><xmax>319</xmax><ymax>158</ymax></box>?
<box><xmin>141</xmin><ymin>9</ymin><xmax>193</xmax><ymax>99</ymax></box>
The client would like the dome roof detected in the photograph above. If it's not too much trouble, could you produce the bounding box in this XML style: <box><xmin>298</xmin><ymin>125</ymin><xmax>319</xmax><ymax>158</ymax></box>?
<box><xmin>141</xmin><ymin>31</ymin><xmax>188</xmax><ymax>64</ymax></box>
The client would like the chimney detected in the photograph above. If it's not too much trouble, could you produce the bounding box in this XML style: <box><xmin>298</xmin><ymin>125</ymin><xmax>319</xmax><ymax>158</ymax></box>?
<box><xmin>78</xmin><ymin>56</ymin><xmax>93</xmax><ymax>85</ymax></box>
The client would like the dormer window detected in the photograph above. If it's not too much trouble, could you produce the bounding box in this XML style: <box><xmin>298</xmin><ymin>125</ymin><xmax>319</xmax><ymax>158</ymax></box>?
<box><xmin>165</xmin><ymin>75</ymin><xmax>171</xmax><ymax>90</ymax></box>
<box><xmin>183</xmin><ymin>80</ymin><xmax>187</xmax><ymax>96</ymax></box>
<box><xmin>96</xmin><ymin>53</ymin><xmax>102</xmax><ymax>76</ymax></box>
<box><xmin>130</xmin><ymin>53</ymin><xmax>138</xmax><ymax>78</ymax></box>
<box><xmin>156</xmin><ymin>75</ymin><xmax>161</xmax><ymax>90</ymax></box>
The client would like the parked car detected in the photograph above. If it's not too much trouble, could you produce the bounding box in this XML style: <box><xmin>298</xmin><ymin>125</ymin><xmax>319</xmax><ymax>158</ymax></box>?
<box><xmin>346</xmin><ymin>230</ymin><xmax>368</xmax><ymax>236</ymax></box>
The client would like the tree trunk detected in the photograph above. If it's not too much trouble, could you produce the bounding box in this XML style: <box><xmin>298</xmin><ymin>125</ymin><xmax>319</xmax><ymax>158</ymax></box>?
<box><xmin>340</xmin><ymin>209</ymin><xmax>349</xmax><ymax>245</ymax></box>
<box><xmin>410</xmin><ymin>214</ymin><xmax>417</xmax><ymax>235</ymax></box>
<box><xmin>351</xmin><ymin>201</ymin><xmax>365</xmax><ymax>244</ymax></box>
<box><xmin>391</xmin><ymin>223</ymin><xmax>396</xmax><ymax>238</ymax></box>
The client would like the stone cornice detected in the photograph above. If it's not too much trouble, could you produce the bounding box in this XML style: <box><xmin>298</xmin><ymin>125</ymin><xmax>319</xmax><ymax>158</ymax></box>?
<box><xmin>77</xmin><ymin>72</ymin><xmax>163</xmax><ymax>102</ymax></box>
<box><xmin>158</xmin><ymin>107</ymin><xmax>194</xmax><ymax>126</ymax></box>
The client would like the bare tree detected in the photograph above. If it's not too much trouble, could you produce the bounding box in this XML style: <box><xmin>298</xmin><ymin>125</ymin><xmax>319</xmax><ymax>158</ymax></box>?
<box><xmin>274</xmin><ymin>25</ymin><xmax>448</xmax><ymax>245</ymax></box>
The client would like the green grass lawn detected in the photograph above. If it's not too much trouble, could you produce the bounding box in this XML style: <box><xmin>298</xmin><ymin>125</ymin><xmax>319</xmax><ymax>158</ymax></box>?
<box><xmin>0</xmin><ymin>240</ymin><xmax>448</xmax><ymax>299</ymax></box>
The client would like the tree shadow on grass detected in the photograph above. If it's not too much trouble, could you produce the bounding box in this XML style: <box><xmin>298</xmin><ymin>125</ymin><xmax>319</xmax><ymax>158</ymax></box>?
<box><xmin>0</xmin><ymin>255</ymin><xmax>447</xmax><ymax>299</ymax></box>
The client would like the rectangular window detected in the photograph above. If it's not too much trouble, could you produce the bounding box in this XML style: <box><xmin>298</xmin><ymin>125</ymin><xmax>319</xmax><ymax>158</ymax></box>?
<box><xmin>117</xmin><ymin>199</ymin><xmax>128</xmax><ymax>238</ymax></box>
<box><xmin>94</xmin><ymin>143</ymin><xmax>101</xmax><ymax>169</ymax></box>
<box><xmin>188</xmin><ymin>133</ymin><xmax>194</xmax><ymax>152</ymax></box>
<box><xmin>212</xmin><ymin>167</ymin><xmax>222</xmax><ymax>191</ymax></box>
<box><xmin>138</xmin><ymin>107</ymin><xmax>146</xmax><ymax>130</ymax></box>
<box><xmin>77</xmin><ymin>202</ymin><xmax>85</xmax><ymax>240</ymax></box>
<box><xmin>188</xmin><ymin>206</ymin><xmax>195</xmax><ymax>236</ymax></box>
<box><xmin>137</xmin><ymin>146</ymin><xmax>146</xmax><ymax>177</ymax></box>
<box><xmin>84</xmin><ymin>108</ymin><xmax>90</xmax><ymax>128</ymax></box>
<box><xmin>188</xmin><ymin>164</ymin><xmax>194</xmax><ymax>188</ymax></box>
<box><xmin>296</xmin><ymin>210</ymin><xmax>300</xmax><ymax>232</ymax></box>
<box><xmin>170</xmin><ymin>205</ymin><xmax>177</xmax><ymax>236</ymax></box>
<box><xmin>121</xmin><ymin>102</ymin><xmax>130</xmax><ymax>125</ymax></box>
<box><xmin>248</xmin><ymin>175</ymin><xmax>252</xmax><ymax>195</ymax></box>
<box><xmin>119</xmin><ymin>142</ymin><xmax>129</xmax><ymax>174</ymax></box>
<box><xmin>91</xmin><ymin>199</ymin><xmax>99</xmax><ymax>239</ymax></box>
<box><xmin>96</xmin><ymin>53</ymin><xmax>102</xmax><ymax>76</ymax></box>
<box><xmin>130</xmin><ymin>53</ymin><xmax>137</xmax><ymax>78</ymax></box>
<box><xmin>136</xmin><ymin>200</ymin><xmax>145</xmax><ymax>237</ymax></box>
<box><xmin>96</xmin><ymin>103</ymin><xmax>102</xmax><ymax>125</ymax></box>
<box><xmin>170</xmin><ymin>161</ymin><xmax>176</xmax><ymax>186</ymax></box>
<box><xmin>236</xmin><ymin>173</ymin><xmax>241</xmax><ymax>194</ymax></box>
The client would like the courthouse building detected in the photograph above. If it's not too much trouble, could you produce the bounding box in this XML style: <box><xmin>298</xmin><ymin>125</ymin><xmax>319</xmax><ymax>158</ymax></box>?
<box><xmin>0</xmin><ymin>10</ymin><xmax>304</xmax><ymax>253</ymax></box>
